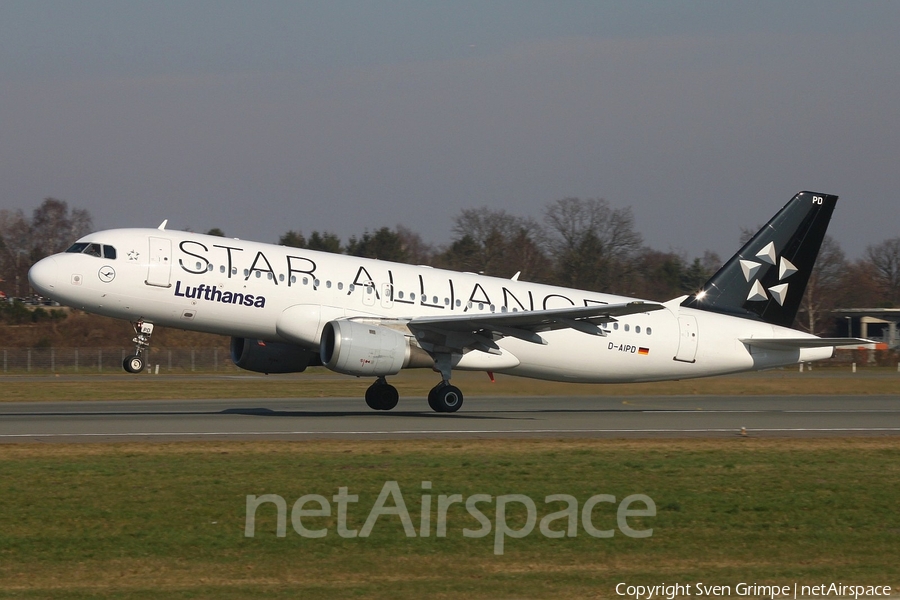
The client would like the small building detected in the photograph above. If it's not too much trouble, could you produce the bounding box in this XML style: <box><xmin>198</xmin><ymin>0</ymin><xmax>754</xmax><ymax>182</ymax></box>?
<box><xmin>832</xmin><ymin>308</ymin><xmax>900</xmax><ymax>349</ymax></box>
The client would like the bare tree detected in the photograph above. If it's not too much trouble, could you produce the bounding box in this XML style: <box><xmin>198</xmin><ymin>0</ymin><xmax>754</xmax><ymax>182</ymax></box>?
<box><xmin>394</xmin><ymin>224</ymin><xmax>435</xmax><ymax>265</ymax></box>
<box><xmin>0</xmin><ymin>200</ymin><xmax>94</xmax><ymax>298</ymax></box>
<box><xmin>865</xmin><ymin>237</ymin><xmax>900</xmax><ymax>306</ymax></box>
<box><xmin>31</xmin><ymin>198</ymin><xmax>93</xmax><ymax>255</ymax></box>
<box><xmin>543</xmin><ymin>197</ymin><xmax>642</xmax><ymax>293</ymax></box>
<box><xmin>0</xmin><ymin>209</ymin><xmax>35</xmax><ymax>297</ymax></box>
<box><xmin>798</xmin><ymin>235</ymin><xmax>846</xmax><ymax>334</ymax></box>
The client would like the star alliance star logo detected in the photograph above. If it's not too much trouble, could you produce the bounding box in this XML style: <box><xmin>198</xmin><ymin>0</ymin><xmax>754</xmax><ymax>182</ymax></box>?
<box><xmin>739</xmin><ymin>241</ymin><xmax>797</xmax><ymax>306</ymax></box>
<box><xmin>128</xmin><ymin>250</ymin><xmax>140</xmax><ymax>261</ymax></box>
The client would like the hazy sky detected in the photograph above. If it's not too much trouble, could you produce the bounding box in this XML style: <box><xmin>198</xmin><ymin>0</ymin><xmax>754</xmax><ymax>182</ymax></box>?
<box><xmin>2</xmin><ymin>1</ymin><xmax>898</xmax><ymax>261</ymax></box>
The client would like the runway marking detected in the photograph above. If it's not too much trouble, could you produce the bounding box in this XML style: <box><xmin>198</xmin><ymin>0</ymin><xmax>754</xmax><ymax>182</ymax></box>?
<box><xmin>3</xmin><ymin>427</ymin><xmax>900</xmax><ymax>439</ymax></box>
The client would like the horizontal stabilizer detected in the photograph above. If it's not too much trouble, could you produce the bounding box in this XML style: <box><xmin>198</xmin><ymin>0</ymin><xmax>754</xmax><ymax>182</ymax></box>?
<box><xmin>740</xmin><ymin>337</ymin><xmax>874</xmax><ymax>351</ymax></box>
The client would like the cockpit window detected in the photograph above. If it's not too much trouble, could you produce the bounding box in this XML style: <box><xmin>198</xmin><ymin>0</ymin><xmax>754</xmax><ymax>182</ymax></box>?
<box><xmin>64</xmin><ymin>242</ymin><xmax>116</xmax><ymax>259</ymax></box>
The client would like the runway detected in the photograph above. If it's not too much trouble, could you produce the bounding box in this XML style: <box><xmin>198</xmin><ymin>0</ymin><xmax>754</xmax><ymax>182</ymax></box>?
<box><xmin>2</xmin><ymin>395</ymin><xmax>899</xmax><ymax>442</ymax></box>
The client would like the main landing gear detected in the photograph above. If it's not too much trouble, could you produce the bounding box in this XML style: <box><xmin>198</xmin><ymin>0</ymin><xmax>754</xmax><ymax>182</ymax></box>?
<box><xmin>427</xmin><ymin>353</ymin><xmax>463</xmax><ymax>413</ymax></box>
<box><xmin>123</xmin><ymin>320</ymin><xmax>154</xmax><ymax>374</ymax></box>
<box><xmin>363</xmin><ymin>353</ymin><xmax>464</xmax><ymax>413</ymax></box>
<box><xmin>427</xmin><ymin>382</ymin><xmax>464</xmax><ymax>413</ymax></box>
<box><xmin>365</xmin><ymin>377</ymin><xmax>399</xmax><ymax>411</ymax></box>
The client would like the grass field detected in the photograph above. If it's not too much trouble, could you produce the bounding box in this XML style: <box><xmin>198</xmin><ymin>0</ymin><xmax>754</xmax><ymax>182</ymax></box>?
<box><xmin>1</xmin><ymin>438</ymin><xmax>899</xmax><ymax>599</ymax></box>
<box><xmin>1</xmin><ymin>372</ymin><xmax>898</xmax><ymax>598</ymax></box>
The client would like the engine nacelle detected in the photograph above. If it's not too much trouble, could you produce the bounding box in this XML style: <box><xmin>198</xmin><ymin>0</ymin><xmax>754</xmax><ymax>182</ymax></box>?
<box><xmin>230</xmin><ymin>337</ymin><xmax>319</xmax><ymax>374</ymax></box>
<box><xmin>320</xmin><ymin>320</ymin><xmax>430</xmax><ymax>376</ymax></box>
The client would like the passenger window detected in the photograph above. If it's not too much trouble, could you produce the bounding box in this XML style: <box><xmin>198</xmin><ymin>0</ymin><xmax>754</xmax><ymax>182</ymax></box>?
<box><xmin>102</xmin><ymin>245</ymin><xmax>117</xmax><ymax>259</ymax></box>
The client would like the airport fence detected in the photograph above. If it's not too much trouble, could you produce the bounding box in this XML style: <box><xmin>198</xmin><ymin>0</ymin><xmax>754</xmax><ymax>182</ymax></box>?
<box><xmin>0</xmin><ymin>347</ymin><xmax>238</xmax><ymax>374</ymax></box>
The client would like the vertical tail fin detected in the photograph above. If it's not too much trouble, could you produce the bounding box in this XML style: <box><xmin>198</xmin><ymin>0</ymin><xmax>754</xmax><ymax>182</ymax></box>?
<box><xmin>681</xmin><ymin>191</ymin><xmax>837</xmax><ymax>327</ymax></box>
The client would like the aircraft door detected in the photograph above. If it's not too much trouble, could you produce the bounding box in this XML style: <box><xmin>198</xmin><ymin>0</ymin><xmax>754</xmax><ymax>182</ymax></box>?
<box><xmin>674</xmin><ymin>315</ymin><xmax>698</xmax><ymax>363</ymax></box>
<box><xmin>146</xmin><ymin>236</ymin><xmax>172</xmax><ymax>288</ymax></box>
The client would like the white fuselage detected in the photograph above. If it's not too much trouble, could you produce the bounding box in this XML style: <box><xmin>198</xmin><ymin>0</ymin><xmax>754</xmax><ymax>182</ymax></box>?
<box><xmin>28</xmin><ymin>228</ymin><xmax>833</xmax><ymax>383</ymax></box>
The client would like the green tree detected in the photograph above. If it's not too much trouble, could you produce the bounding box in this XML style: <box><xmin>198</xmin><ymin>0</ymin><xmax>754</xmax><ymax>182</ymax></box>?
<box><xmin>277</xmin><ymin>230</ymin><xmax>343</xmax><ymax>253</ymax></box>
<box><xmin>437</xmin><ymin>207</ymin><xmax>549</xmax><ymax>281</ymax></box>
<box><xmin>346</xmin><ymin>227</ymin><xmax>407</xmax><ymax>262</ymax></box>
<box><xmin>278</xmin><ymin>230</ymin><xmax>307</xmax><ymax>248</ymax></box>
<box><xmin>307</xmin><ymin>231</ymin><xmax>342</xmax><ymax>254</ymax></box>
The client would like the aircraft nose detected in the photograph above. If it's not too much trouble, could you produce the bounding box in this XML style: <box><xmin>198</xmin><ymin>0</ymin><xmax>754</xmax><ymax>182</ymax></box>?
<box><xmin>28</xmin><ymin>256</ymin><xmax>59</xmax><ymax>297</ymax></box>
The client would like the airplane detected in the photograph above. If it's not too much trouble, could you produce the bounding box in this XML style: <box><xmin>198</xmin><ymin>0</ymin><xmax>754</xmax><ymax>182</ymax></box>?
<box><xmin>28</xmin><ymin>191</ymin><xmax>869</xmax><ymax>413</ymax></box>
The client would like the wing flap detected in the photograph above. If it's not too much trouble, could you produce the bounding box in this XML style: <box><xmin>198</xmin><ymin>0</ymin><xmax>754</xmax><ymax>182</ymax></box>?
<box><xmin>408</xmin><ymin>301</ymin><xmax>664</xmax><ymax>354</ymax></box>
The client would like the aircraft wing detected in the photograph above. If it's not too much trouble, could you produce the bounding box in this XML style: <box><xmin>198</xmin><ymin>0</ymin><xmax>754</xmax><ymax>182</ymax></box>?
<box><xmin>740</xmin><ymin>337</ymin><xmax>874</xmax><ymax>350</ymax></box>
<box><xmin>407</xmin><ymin>301</ymin><xmax>664</xmax><ymax>355</ymax></box>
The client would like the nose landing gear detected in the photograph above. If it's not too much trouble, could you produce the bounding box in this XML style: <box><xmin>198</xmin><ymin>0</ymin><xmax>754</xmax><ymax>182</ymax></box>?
<box><xmin>123</xmin><ymin>320</ymin><xmax>154</xmax><ymax>373</ymax></box>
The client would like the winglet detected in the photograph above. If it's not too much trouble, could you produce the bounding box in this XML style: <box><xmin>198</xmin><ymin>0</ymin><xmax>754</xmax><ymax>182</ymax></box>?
<box><xmin>511</xmin><ymin>271</ymin><xmax>520</xmax><ymax>281</ymax></box>
<box><xmin>157</xmin><ymin>219</ymin><xmax>168</xmax><ymax>231</ymax></box>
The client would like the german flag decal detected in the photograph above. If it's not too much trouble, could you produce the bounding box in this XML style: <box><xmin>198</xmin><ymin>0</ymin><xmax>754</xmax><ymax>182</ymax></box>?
<box><xmin>638</xmin><ymin>347</ymin><xmax>650</xmax><ymax>355</ymax></box>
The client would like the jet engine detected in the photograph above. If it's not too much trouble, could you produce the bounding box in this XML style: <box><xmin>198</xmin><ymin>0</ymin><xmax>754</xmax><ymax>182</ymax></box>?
<box><xmin>230</xmin><ymin>337</ymin><xmax>320</xmax><ymax>374</ymax></box>
<box><xmin>320</xmin><ymin>320</ymin><xmax>432</xmax><ymax>376</ymax></box>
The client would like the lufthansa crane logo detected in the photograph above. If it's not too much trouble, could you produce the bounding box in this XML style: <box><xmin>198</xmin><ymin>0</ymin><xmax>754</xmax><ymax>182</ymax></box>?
<box><xmin>98</xmin><ymin>266</ymin><xmax>116</xmax><ymax>283</ymax></box>
<box><xmin>739</xmin><ymin>242</ymin><xmax>796</xmax><ymax>305</ymax></box>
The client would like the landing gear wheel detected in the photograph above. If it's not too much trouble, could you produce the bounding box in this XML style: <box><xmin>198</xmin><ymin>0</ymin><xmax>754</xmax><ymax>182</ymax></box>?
<box><xmin>427</xmin><ymin>386</ymin><xmax>442</xmax><ymax>412</ymax></box>
<box><xmin>428</xmin><ymin>384</ymin><xmax>463</xmax><ymax>413</ymax></box>
<box><xmin>123</xmin><ymin>355</ymin><xmax>144</xmax><ymax>373</ymax></box>
<box><xmin>123</xmin><ymin>320</ymin><xmax>154</xmax><ymax>374</ymax></box>
<box><xmin>365</xmin><ymin>381</ymin><xmax>399</xmax><ymax>411</ymax></box>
